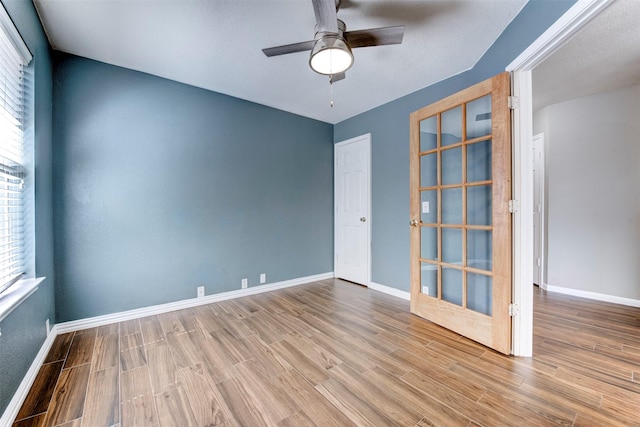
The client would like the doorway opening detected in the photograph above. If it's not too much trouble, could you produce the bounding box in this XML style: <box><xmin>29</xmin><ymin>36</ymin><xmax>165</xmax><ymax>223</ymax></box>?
<box><xmin>507</xmin><ymin>0</ymin><xmax>638</xmax><ymax>355</ymax></box>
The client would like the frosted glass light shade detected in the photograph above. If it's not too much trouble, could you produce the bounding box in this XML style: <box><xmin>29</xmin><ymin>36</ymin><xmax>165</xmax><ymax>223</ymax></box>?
<box><xmin>309</xmin><ymin>35</ymin><xmax>353</xmax><ymax>75</ymax></box>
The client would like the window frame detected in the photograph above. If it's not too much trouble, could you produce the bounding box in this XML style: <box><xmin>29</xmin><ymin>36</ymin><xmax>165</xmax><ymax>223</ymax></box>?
<box><xmin>0</xmin><ymin>1</ymin><xmax>42</xmax><ymax>323</ymax></box>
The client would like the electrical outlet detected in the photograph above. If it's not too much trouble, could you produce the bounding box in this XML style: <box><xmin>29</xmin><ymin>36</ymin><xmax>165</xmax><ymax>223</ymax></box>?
<box><xmin>45</xmin><ymin>319</ymin><xmax>50</xmax><ymax>336</ymax></box>
<box><xmin>241</xmin><ymin>278</ymin><xmax>248</xmax><ymax>289</ymax></box>
<box><xmin>197</xmin><ymin>286</ymin><xmax>205</xmax><ymax>298</ymax></box>
<box><xmin>260</xmin><ymin>273</ymin><xmax>266</xmax><ymax>284</ymax></box>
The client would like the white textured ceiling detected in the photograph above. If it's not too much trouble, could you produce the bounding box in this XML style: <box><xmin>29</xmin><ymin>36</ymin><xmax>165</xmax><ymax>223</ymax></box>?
<box><xmin>533</xmin><ymin>0</ymin><xmax>640</xmax><ymax>112</ymax></box>
<box><xmin>33</xmin><ymin>0</ymin><xmax>527</xmax><ymax>124</ymax></box>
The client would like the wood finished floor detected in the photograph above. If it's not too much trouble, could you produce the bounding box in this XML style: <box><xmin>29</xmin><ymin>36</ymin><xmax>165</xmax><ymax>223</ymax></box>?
<box><xmin>11</xmin><ymin>279</ymin><xmax>640</xmax><ymax>426</ymax></box>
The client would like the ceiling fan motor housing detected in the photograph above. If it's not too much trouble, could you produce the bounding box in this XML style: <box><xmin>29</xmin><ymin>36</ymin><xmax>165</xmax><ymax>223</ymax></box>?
<box><xmin>314</xmin><ymin>19</ymin><xmax>347</xmax><ymax>40</ymax></box>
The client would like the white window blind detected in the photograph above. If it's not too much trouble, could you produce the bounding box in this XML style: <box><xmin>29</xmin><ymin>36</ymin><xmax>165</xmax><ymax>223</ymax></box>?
<box><xmin>0</xmin><ymin>4</ymin><xmax>31</xmax><ymax>294</ymax></box>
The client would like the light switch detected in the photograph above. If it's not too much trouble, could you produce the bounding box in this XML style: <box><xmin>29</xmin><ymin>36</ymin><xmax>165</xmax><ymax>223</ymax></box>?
<box><xmin>422</xmin><ymin>201</ymin><xmax>430</xmax><ymax>214</ymax></box>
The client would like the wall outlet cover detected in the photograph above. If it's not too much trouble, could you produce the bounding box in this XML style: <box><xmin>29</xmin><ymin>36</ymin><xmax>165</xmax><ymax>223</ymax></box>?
<box><xmin>197</xmin><ymin>286</ymin><xmax>205</xmax><ymax>298</ymax></box>
<box><xmin>241</xmin><ymin>278</ymin><xmax>248</xmax><ymax>289</ymax></box>
<box><xmin>260</xmin><ymin>273</ymin><xmax>266</xmax><ymax>284</ymax></box>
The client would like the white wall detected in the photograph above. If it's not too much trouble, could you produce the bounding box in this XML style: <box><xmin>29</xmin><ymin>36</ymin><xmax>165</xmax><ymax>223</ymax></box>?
<box><xmin>534</xmin><ymin>84</ymin><xmax>640</xmax><ymax>300</ymax></box>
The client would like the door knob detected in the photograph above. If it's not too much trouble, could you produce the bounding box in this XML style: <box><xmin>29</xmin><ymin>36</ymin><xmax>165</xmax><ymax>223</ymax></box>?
<box><xmin>360</xmin><ymin>217</ymin><xmax>366</xmax><ymax>222</ymax></box>
<box><xmin>410</xmin><ymin>219</ymin><xmax>419</xmax><ymax>227</ymax></box>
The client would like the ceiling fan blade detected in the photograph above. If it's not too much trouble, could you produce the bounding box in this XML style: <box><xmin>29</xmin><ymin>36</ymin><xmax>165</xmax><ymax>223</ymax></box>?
<box><xmin>344</xmin><ymin>25</ymin><xmax>405</xmax><ymax>48</ymax></box>
<box><xmin>262</xmin><ymin>40</ymin><xmax>315</xmax><ymax>57</ymax></box>
<box><xmin>330</xmin><ymin>72</ymin><xmax>346</xmax><ymax>83</ymax></box>
<box><xmin>312</xmin><ymin>0</ymin><xmax>339</xmax><ymax>33</ymax></box>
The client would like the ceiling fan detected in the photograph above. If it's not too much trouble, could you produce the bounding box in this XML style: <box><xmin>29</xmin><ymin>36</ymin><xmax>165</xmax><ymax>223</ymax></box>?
<box><xmin>262</xmin><ymin>0</ymin><xmax>405</xmax><ymax>83</ymax></box>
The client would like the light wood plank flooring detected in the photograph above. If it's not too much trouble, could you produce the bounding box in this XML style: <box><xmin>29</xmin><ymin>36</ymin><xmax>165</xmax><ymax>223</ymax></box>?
<box><xmin>12</xmin><ymin>279</ymin><xmax>640</xmax><ymax>426</ymax></box>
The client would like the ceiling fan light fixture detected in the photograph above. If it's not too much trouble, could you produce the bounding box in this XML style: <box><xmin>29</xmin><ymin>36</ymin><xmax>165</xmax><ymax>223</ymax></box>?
<box><xmin>309</xmin><ymin>35</ymin><xmax>353</xmax><ymax>75</ymax></box>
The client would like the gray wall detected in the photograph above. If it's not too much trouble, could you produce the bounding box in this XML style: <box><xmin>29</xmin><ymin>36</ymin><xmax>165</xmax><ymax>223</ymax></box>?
<box><xmin>0</xmin><ymin>0</ymin><xmax>55</xmax><ymax>415</ymax></box>
<box><xmin>334</xmin><ymin>0</ymin><xmax>576</xmax><ymax>292</ymax></box>
<box><xmin>53</xmin><ymin>54</ymin><xmax>334</xmax><ymax>322</ymax></box>
<box><xmin>534</xmin><ymin>84</ymin><xmax>640</xmax><ymax>300</ymax></box>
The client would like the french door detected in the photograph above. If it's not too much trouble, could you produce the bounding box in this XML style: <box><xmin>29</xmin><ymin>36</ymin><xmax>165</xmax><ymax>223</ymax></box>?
<box><xmin>409</xmin><ymin>73</ymin><xmax>512</xmax><ymax>354</ymax></box>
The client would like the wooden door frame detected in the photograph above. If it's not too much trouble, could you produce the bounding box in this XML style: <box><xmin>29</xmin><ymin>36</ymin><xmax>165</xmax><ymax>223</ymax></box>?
<box><xmin>507</xmin><ymin>0</ymin><xmax>614</xmax><ymax>356</ymax></box>
<box><xmin>334</xmin><ymin>133</ymin><xmax>372</xmax><ymax>287</ymax></box>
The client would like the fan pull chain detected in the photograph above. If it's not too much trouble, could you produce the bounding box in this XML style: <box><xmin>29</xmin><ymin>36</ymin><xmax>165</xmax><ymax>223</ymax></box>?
<box><xmin>329</xmin><ymin>77</ymin><xmax>334</xmax><ymax>108</ymax></box>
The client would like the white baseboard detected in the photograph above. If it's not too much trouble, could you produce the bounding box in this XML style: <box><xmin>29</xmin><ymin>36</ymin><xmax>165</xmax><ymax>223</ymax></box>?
<box><xmin>369</xmin><ymin>282</ymin><xmax>410</xmax><ymax>301</ymax></box>
<box><xmin>541</xmin><ymin>283</ymin><xmax>640</xmax><ymax>308</ymax></box>
<box><xmin>2</xmin><ymin>271</ymin><xmax>333</xmax><ymax>424</ymax></box>
<box><xmin>56</xmin><ymin>272</ymin><xmax>334</xmax><ymax>334</ymax></box>
<box><xmin>1</xmin><ymin>324</ymin><xmax>59</xmax><ymax>426</ymax></box>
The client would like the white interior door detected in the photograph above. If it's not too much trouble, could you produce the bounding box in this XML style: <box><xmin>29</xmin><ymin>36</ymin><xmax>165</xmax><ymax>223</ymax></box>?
<box><xmin>532</xmin><ymin>133</ymin><xmax>544</xmax><ymax>286</ymax></box>
<box><xmin>335</xmin><ymin>134</ymin><xmax>371</xmax><ymax>286</ymax></box>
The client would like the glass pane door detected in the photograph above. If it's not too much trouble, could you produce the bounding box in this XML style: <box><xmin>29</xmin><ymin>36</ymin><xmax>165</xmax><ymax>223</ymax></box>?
<box><xmin>417</xmin><ymin>93</ymin><xmax>494</xmax><ymax>314</ymax></box>
<box><xmin>410</xmin><ymin>73</ymin><xmax>512</xmax><ymax>355</ymax></box>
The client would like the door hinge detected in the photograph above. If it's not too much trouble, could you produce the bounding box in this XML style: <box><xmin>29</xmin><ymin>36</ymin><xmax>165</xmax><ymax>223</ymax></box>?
<box><xmin>508</xmin><ymin>199</ymin><xmax>519</xmax><ymax>213</ymax></box>
<box><xmin>509</xmin><ymin>303</ymin><xmax>519</xmax><ymax>317</ymax></box>
<box><xmin>508</xmin><ymin>96</ymin><xmax>519</xmax><ymax>110</ymax></box>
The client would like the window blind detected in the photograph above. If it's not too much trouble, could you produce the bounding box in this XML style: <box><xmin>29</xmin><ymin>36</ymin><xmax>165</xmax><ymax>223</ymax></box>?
<box><xmin>0</xmin><ymin>6</ymin><xmax>31</xmax><ymax>294</ymax></box>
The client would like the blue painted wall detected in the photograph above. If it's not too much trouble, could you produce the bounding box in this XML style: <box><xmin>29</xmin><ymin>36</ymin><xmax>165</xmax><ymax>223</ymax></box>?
<box><xmin>0</xmin><ymin>0</ymin><xmax>55</xmax><ymax>415</ymax></box>
<box><xmin>53</xmin><ymin>54</ymin><xmax>334</xmax><ymax>322</ymax></box>
<box><xmin>334</xmin><ymin>0</ymin><xmax>576</xmax><ymax>292</ymax></box>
